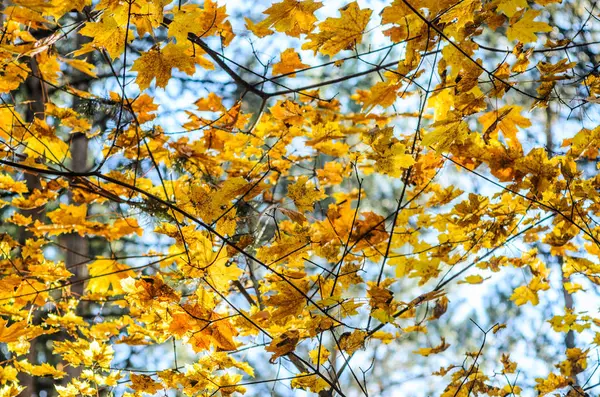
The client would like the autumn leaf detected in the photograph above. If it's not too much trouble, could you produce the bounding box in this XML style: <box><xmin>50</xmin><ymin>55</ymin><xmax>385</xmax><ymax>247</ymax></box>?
<box><xmin>535</xmin><ymin>373</ymin><xmax>571</xmax><ymax>396</ymax></box>
<box><xmin>361</xmin><ymin>78</ymin><xmax>403</xmax><ymax>111</ymax></box>
<box><xmin>458</xmin><ymin>274</ymin><xmax>484</xmax><ymax>284</ymax></box>
<box><xmin>77</xmin><ymin>16</ymin><xmax>134</xmax><ymax>60</ymax></box>
<box><xmin>86</xmin><ymin>259</ymin><xmax>135</xmax><ymax>296</ymax></box>
<box><xmin>496</xmin><ymin>0</ymin><xmax>528</xmax><ymax>17</ymax></box>
<box><xmin>339</xmin><ymin>330</ymin><xmax>366</xmax><ymax>355</ymax></box>
<box><xmin>266</xmin><ymin>329</ymin><xmax>300</xmax><ymax>362</ymax></box>
<box><xmin>130</xmin><ymin>374</ymin><xmax>163</xmax><ymax>394</ymax></box>
<box><xmin>413</xmin><ymin>337</ymin><xmax>450</xmax><ymax>356</ymax></box>
<box><xmin>479</xmin><ymin>105</ymin><xmax>531</xmax><ymax>144</ymax></box>
<box><xmin>291</xmin><ymin>373</ymin><xmax>329</xmax><ymax>393</ymax></box>
<box><xmin>1</xmin><ymin>0</ymin><xmax>598</xmax><ymax>395</ymax></box>
<box><xmin>507</xmin><ymin>10</ymin><xmax>553</xmax><ymax>43</ymax></box>
<box><xmin>548</xmin><ymin>310</ymin><xmax>591</xmax><ymax>333</ymax></box>
<box><xmin>510</xmin><ymin>276</ymin><xmax>550</xmax><ymax>306</ymax></box>
<box><xmin>186</xmin><ymin>232</ymin><xmax>242</xmax><ymax>293</ymax></box>
<box><xmin>421</xmin><ymin>113</ymin><xmax>470</xmax><ymax>152</ymax></box>
<box><xmin>272</xmin><ymin>49</ymin><xmax>309</xmax><ymax>77</ymax></box>
<box><xmin>14</xmin><ymin>361</ymin><xmax>66</xmax><ymax>379</ymax></box>
<box><xmin>0</xmin><ymin>174</ymin><xmax>28</xmax><ymax>194</ymax></box>
<box><xmin>0</xmin><ymin>319</ymin><xmax>30</xmax><ymax>343</ymax></box>
<box><xmin>244</xmin><ymin>17</ymin><xmax>274</xmax><ymax>37</ymax></box>
<box><xmin>303</xmin><ymin>2</ymin><xmax>372</xmax><ymax>56</ymax></box>
<box><xmin>168</xmin><ymin>1</ymin><xmax>229</xmax><ymax>44</ymax></box>
<box><xmin>287</xmin><ymin>175</ymin><xmax>326</xmax><ymax>212</ymax></box>
<box><xmin>131</xmin><ymin>43</ymin><xmax>196</xmax><ymax>90</ymax></box>
<box><xmin>247</xmin><ymin>0</ymin><xmax>323</xmax><ymax>37</ymax></box>
<box><xmin>308</xmin><ymin>346</ymin><xmax>330</xmax><ymax>364</ymax></box>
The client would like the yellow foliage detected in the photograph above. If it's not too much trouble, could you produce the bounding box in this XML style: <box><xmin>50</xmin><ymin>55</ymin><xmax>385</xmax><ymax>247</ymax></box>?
<box><xmin>0</xmin><ymin>0</ymin><xmax>595</xmax><ymax>395</ymax></box>
<box><xmin>303</xmin><ymin>2</ymin><xmax>372</xmax><ymax>56</ymax></box>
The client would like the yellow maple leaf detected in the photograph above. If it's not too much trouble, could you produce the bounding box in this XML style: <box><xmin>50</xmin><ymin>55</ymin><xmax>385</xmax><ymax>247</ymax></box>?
<box><xmin>0</xmin><ymin>319</ymin><xmax>30</xmax><ymax>343</ymax></box>
<box><xmin>290</xmin><ymin>373</ymin><xmax>329</xmax><ymax>393</ymax></box>
<box><xmin>244</xmin><ymin>17</ymin><xmax>275</xmax><ymax>37</ymax></box>
<box><xmin>130</xmin><ymin>374</ymin><xmax>163</xmax><ymax>394</ymax></box>
<box><xmin>287</xmin><ymin>175</ymin><xmax>326</xmax><ymax>212</ymax></box>
<box><xmin>361</xmin><ymin>78</ymin><xmax>402</xmax><ymax>111</ymax></box>
<box><xmin>548</xmin><ymin>310</ymin><xmax>590</xmax><ymax>333</ymax></box>
<box><xmin>339</xmin><ymin>330</ymin><xmax>366</xmax><ymax>355</ymax></box>
<box><xmin>129</xmin><ymin>0</ymin><xmax>165</xmax><ymax>37</ymax></box>
<box><xmin>108</xmin><ymin>218</ymin><xmax>143</xmax><ymax>240</ymax></box>
<box><xmin>210</xmin><ymin>352</ymin><xmax>254</xmax><ymax>377</ymax></box>
<box><xmin>168</xmin><ymin>1</ymin><xmax>229</xmax><ymax>44</ymax></box>
<box><xmin>47</xmin><ymin>203</ymin><xmax>87</xmax><ymax>225</ymax></box>
<box><xmin>37</xmin><ymin>51</ymin><xmax>61</xmax><ymax>85</ymax></box>
<box><xmin>506</xmin><ymin>10</ymin><xmax>552</xmax><ymax>44</ymax></box>
<box><xmin>413</xmin><ymin>337</ymin><xmax>450</xmax><ymax>356</ymax></box>
<box><xmin>0</xmin><ymin>174</ymin><xmax>28</xmax><ymax>194</ymax></box>
<box><xmin>367</xmin><ymin>127</ymin><xmax>415</xmax><ymax>177</ymax></box>
<box><xmin>496</xmin><ymin>0</ymin><xmax>528</xmax><ymax>17</ymax></box>
<box><xmin>54</xmin><ymin>339</ymin><xmax>114</xmax><ymax>368</ymax></box>
<box><xmin>563</xmin><ymin>282</ymin><xmax>584</xmax><ymax>294</ymax></box>
<box><xmin>77</xmin><ymin>16</ymin><xmax>134</xmax><ymax>60</ymax></box>
<box><xmin>510</xmin><ymin>276</ymin><xmax>549</xmax><ymax>306</ymax></box>
<box><xmin>479</xmin><ymin>105</ymin><xmax>531</xmax><ymax>144</ymax></box>
<box><xmin>248</xmin><ymin>0</ymin><xmax>323</xmax><ymax>38</ymax></box>
<box><xmin>308</xmin><ymin>346</ymin><xmax>330</xmax><ymax>364</ymax></box>
<box><xmin>23</xmin><ymin>118</ymin><xmax>71</xmax><ymax>162</ymax></box>
<box><xmin>218</xmin><ymin>373</ymin><xmax>245</xmax><ymax>397</ymax></box>
<box><xmin>187</xmin><ymin>233</ymin><xmax>242</xmax><ymax>293</ymax></box>
<box><xmin>45</xmin><ymin>103</ymin><xmax>91</xmax><ymax>134</ymax></box>
<box><xmin>0</xmin><ymin>62</ymin><xmax>29</xmax><ymax>94</ymax></box>
<box><xmin>195</xmin><ymin>92</ymin><xmax>226</xmax><ymax>112</ymax></box>
<box><xmin>0</xmin><ymin>106</ymin><xmax>22</xmax><ymax>140</ymax></box>
<box><xmin>209</xmin><ymin>317</ymin><xmax>239</xmax><ymax>351</ymax></box>
<box><xmin>15</xmin><ymin>361</ymin><xmax>66</xmax><ymax>379</ymax></box>
<box><xmin>270</xmin><ymin>99</ymin><xmax>304</xmax><ymax>125</ymax></box>
<box><xmin>302</xmin><ymin>2</ymin><xmax>372</xmax><ymax>56</ymax></box>
<box><xmin>272</xmin><ymin>49</ymin><xmax>309</xmax><ymax>77</ymax></box>
<box><xmin>381</xmin><ymin>0</ymin><xmax>413</xmax><ymax>25</ymax></box>
<box><xmin>458</xmin><ymin>275</ymin><xmax>484</xmax><ymax>284</ymax></box>
<box><xmin>438</xmin><ymin>0</ymin><xmax>481</xmax><ymax>31</ymax></box>
<box><xmin>86</xmin><ymin>259</ymin><xmax>135</xmax><ymax>296</ymax></box>
<box><xmin>421</xmin><ymin>113</ymin><xmax>470</xmax><ymax>152</ymax></box>
<box><xmin>535</xmin><ymin>373</ymin><xmax>570</xmax><ymax>396</ymax></box>
<box><xmin>266</xmin><ymin>329</ymin><xmax>300</xmax><ymax>362</ymax></box>
<box><xmin>131</xmin><ymin>43</ymin><xmax>196</xmax><ymax>90</ymax></box>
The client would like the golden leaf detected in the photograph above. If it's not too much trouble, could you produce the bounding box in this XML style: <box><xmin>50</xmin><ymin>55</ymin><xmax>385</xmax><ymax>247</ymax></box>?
<box><xmin>507</xmin><ymin>10</ymin><xmax>552</xmax><ymax>43</ymax></box>
<box><xmin>248</xmin><ymin>0</ymin><xmax>322</xmax><ymax>37</ymax></box>
<box><xmin>77</xmin><ymin>16</ymin><xmax>134</xmax><ymax>60</ymax></box>
<box><xmin>131</xmin><ymin>43</ymin><xmax>195</xmax><ymax>90</ymax></box>
<box><xmin>272</xmin><ymin>49</ymin><xmax>309</xmax><ymax>77</ymax></box>
<box><xmin>302</xmin><ymin>2</ymin><xmax>372</xmax><ymax>56</ymax></box>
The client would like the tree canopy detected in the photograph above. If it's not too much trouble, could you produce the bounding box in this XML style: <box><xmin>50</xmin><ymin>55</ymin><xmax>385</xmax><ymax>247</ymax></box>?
<box><xmin>1</xmin><ymin>0</ymin><xmax>600</xmax><ymax>396</ymax></box>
